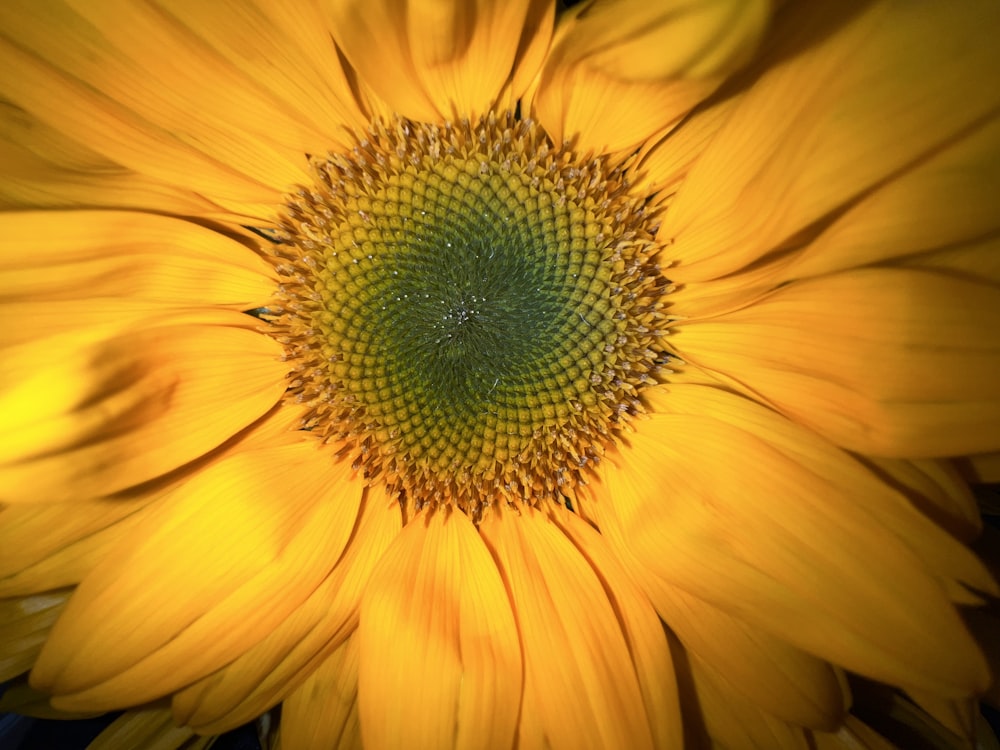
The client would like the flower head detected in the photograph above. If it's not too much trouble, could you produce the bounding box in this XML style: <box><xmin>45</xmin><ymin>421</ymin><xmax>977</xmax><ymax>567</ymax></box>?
<box><xmin>1</xmin><ymin>1</ymin><xmax>999</xmax><ymax>748</ymax></box>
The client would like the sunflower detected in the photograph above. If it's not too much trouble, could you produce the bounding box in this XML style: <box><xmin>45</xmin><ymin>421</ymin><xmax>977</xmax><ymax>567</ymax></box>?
<box><xmin>1</xmin><ymin>0</ymin><xmax>1000</xmax><ymax>748</ymax></box>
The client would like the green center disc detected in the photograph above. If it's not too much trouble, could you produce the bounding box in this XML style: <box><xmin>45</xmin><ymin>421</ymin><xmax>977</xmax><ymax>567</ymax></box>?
<box><xmin>273</xmin><ymin>112</ymin><xmax>665</xmax><ymax>515</ymax></box>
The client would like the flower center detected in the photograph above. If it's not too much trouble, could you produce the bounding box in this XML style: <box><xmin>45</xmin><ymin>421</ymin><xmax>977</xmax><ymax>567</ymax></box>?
<box><xmin>270</xmin><ymin>111</ymin><xmax>666</xmax><ymax>518</ymax></box>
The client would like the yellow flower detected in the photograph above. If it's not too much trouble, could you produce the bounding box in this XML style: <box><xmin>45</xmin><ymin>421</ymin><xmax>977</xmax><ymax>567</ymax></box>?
<box><xmin>1</xmin><ymin>1</ymin><xmax>999</xmax><ymax>749</ymax></box>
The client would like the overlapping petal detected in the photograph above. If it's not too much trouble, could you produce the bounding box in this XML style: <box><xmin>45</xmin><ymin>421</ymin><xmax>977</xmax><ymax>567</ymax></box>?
<box><xmin>597</xmin><ymin>385</ymin><xmax>992</xmax><ymax>697</ymax></box>
<box><xmin>171</xmin><ymin>483</ymin><xmax>398</xmax><ymax>734</ymax></box>
<box><xmin>358</xmin><ymin>508</ymin><xmax>521</xmax><ymax>750</ymax></box>
<box><xmin>325</xmin><ymin>0</ymin><xmax>554</xmax><ymax>122</ymax></box>
<box><xmin>31</xmin><ymin>441</ymin><xmax>362</xmax><ymax>712</ymax></box>
<box><xmin>677</xmin><ymin>268</ymin><xmax>1000</xmax><ymax>458</ymax></box>
<box><xmin>658</xmin><ymin>0</ymin><xmax>1000</xmax><ymax>282</ymax></box>
<box><xmin>0</xmin><ymin>313</ymin><xmax>288</xmax><ymax>503</ymax></box>
<box><xmin>532</xmin><ymin>0</ymin><xmax>769</xmax><ymax>154</ymax></box>
<box><xmin>479</xmin><ymin>506</ymin><xmax>656</xmax><ymax>750</ymax></box>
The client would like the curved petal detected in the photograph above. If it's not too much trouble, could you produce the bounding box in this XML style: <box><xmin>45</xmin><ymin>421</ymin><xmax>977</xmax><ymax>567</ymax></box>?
<box><xmin>784</xmin><ymin>112</ymin><xmax>1000</xmax><ymax>281</ymax></box>
<box><xmin>0</xmin><ymin>590</ymin><xmax>70</xmax><ymax>682</ymax></box>
<box><xmin>479</xmin><ymin>505</ymin><xmax>655</xmax><ymax>750</ymax></box>
<box><xmin>0</xmin><ymin>210</ymin><xmax>275</xmax><ymax>347</ymax></box>
<box><xmin>676</xmin><ymin>268</ymin><xmax>1000</xmax><ymax>457</ymax></box>
<box><xmin>657</xmin><ymin>584</ymin><xmax>847</xmax><ymax>730</ymax></box>
<box><xmin>0</xmin><ymin>0</ymin><xmax>350</xmax><ymax>218</ymax></box>
<box><xmin>658</xmin><ymin>0</ymin><xmax>1000</xmax><ymax>282</ymax></box>
<box><xmin>0</xmin><ymin>313</ymin><xmax>288</xmax><ymax>503</ymax></box>
<box><xmin>861</xmin><ymin>457</ymin><xmax>981</xmax><ymax>544</ymax></box>
<box><xmin>585</xmin><ymin>481</ymin><xmax>849</xmax><ymax>731</ymax></box>
<box><xmin>0</xmin><ymin>405</ymin><xmax>302</xmax><ymax>599</ymax></box>
<box><xmin>550</xmin><ymin>507</ymin><xmax>683</xmax><ymax>749</ymax></box>
<box><xmin>282</xmin><ymin>635</ymin><xmax>360</xmax><ymax>750</ymax></box>
<box><xmin>172</xmin><ymin>482</ymin><xmax>399</xmax><ymax>734</ymax></box>
<box><xmin>87</xmin><ymin>708</ymin><xmax>200</xmax><ymax>750</ymax></box>
<box><xmin>599</xmin><ymin>384</ymin><xmax>991</xmax><ymax>697</ymax></box>
<box><xmin>325</xmin><ymin>0</ymin><xmax>554</xmax><ymax>122</ymax></box>
<box><xmin>532</xmin><ymin>0</ymin><xmax>769</xmax><ymax>154</ymax></box>
<box><xmin>0</xmin><ymin>102</ymin><xmax>227</xmax><ymax>218</ymax></box>
<box><xmin>357</xmin><ymin>507</ymin><xmax>521</xmax><ymax>750</ymax></box>
<box><xmin>811</xmin><ymin>717</ymin><xmax>897</xmax><ymax>750</ymax></box>
<box><xmin>31</xmin><ymin>441</ymin><xmax>361</xmax><ymax>711</ymax></box>
<box><xmin>690</xmin><ymin>655</ymin><xmax>812</xmax><ymax>750</ymax></box>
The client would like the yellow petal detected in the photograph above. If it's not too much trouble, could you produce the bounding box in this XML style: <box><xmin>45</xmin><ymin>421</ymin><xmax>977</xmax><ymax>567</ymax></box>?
<box><xmin>0</xmin><ymin>210</ymin><xmax>275</xmax><ymax>346</ymax></box>
<box><xmin>655</xmin><ymin>582</ymin><xmax>847</xmax><ymax>730</ymax></box>
<box><xmin>601</xmin><ymin>384</ymin><xmax>991</xmax><ymax>696</ymax></box>
<box><xmin>326</xmin><ymin>0</ymin><xmax>554</xmax><ymax>122</ymax></box>
<box><xmin>861</xmin><ymin>457</ymin><xmax>981</xmax><ymax>544</ymax></box>
<box><xmin>785</xmin><ymin>112</ymin><xmax>1000</xmax><ymax>280</ymax></box>
<box><xmin>173</xmin><ymin>482</ymin><xmax>399</xmax><ymax>734</ymax></box>
<box><xmin>533</xmin><ymin>0</ymin><xmax>769</xmax><ymax>154</ymax></box>
<box><xmin>0</xmin><ymin>314</ymin><xmax>288</xmax><ymax>502</ymax></box>
<box><xmin>479</xmin><ymin>505</ymin><xmax>655</xmax><ymax>750</ymax></box>
<box><xmin>810</xmin><ymin>717</ymin><xmax>899</xmax><ymax>750</ymax></box>
<box><xmin>357</xmin><ymin>507</ymin><xmax>521</xmax><ymax>750</ymax></box>
<box><xmin>904</xmin><ymin>689</ymin><xmax>977</xmax><ymax>744</ymax></box>
<box><xmin>87</xmin><ymin>708</ymin><xmax>197</xmax><ymax>750</ymax></box>
<box><xmin>550</xmin><ymin>507</ymin><xmax>684</xmax><ymax>749</ymax></box>
<box><xmin>632</xmin><ymin>89</ymin><xmax>743</xmax><ymax>199</ymax></box>
<box><xmin>0</xmin><ymin>680</ymin><xmax>99</xmax><ymax>719</ymax></box>
<box><xmin>677</xmin><ymin>268</ymin><xmax>1000</xmax><ymax>457</ymax></box>
<box><xmin>32</xmin><ymin>440</ymin><xmax>361</xmax><ymax>711</ymax></box>
<box><xmin>587</xmin><ymin>476</ymin><xmax>850</xmax><ymax>730</ymax></box>
<box><xmin>0</xmin><ymin>1</ymin><xmax>310</xmax><ymax>218</ymax></box>
<box><xmin>0</xmin><ymin>590</ymin><xmax>70</xmax><ymax>682</ymax></box>
<box><xmin>690</xmin><ymin>655</ymin><xmax>812</xmax><ymax>750</ymax></box>
<box><xmin>0</xmin><ymin>498</ymin><xmax>151</xmax><ymax>580</ymax></box>
<box><xmin>961</xmin><ymin>452</ymin><xmax>1000</xmax><ymax>483</ymax></box>
<box><xmin>0</xmin><ymin>102</ymin><xmax>228</xmax><ymax>218</ymax></box>
<box><xmin>658</xmin><ymin>0</ymin><xmax>1000</xmax><ymax>281</ymax></box>
<box><xmin>282</xmin><ymin>636</ymin><xmax>361</xmax><ymax>750</ymax></box>
<box><xmin>561</xmin><ymin>0</ymin><xmax>770</xmax><ymax>81</ymax></box>
<box><xmin>0</xmin><ymin>499</ymin><xmax>156</xmax><ymax>598</ymax></box>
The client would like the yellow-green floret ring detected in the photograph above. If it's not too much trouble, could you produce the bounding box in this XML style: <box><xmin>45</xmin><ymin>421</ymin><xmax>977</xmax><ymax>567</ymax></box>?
<box><xmin>272</xmin><ymin>111</ymin><xmax>667</xmax><ymax>518</ymax></box>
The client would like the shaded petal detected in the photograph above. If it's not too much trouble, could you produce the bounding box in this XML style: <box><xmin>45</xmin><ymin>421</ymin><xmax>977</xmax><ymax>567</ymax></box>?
<box><xmin>0</xmin><ymin>210</ymin><xmax>275</xmax><ymax>347</ymax></box>
<box><xmin>326</xmin><ymin>0</ymin><xmax>554</xmax><ymax>122</ymax></box>
<box><xmin>0</xmin><ymin>500</ymin><xmax>157</xmax><ymax>599</ymax></box>
<box><xmin>173</xmin><ymin>483</ymin><xmax>399</xmax><ymax>734</ymax></box>
<box><xmin>479</xmin><ymin>505</ymin><xmax>655</xmax><ymax>750</ymax></box>
<box><xmin>551</xmin><ymin>0</ymin><xmax>770</xmax><ymax>82</ymax></box>
<box><xmin>357</xmin><ymin>507</ymin><xmax>521</xmax><ymax>750</ymax></box>
<box><xmin>690</xmin><ymin>655</ymin><xmax>812</xmax><ymax>750</ymax></box>
<box><xmin>0</xmin><ymin>102</ymin><xmax>228</xmax><ymax>218</ymax></box>
<box><xmin>87</xmin><ymin>708</ymin><xmax>201</xmax><ymax>750</ymax></box>
<box><xmin>599</xmin><ymin>384</ymin><xmax>991</xmax><ymax>696</ymax></box>
<box><xmin>676</xmin><ymin>268</ymin><xmax>1000</xmax><ymax>457</ymax></box>
<box><xmin>961</xmin><ymin>452</ymin><xmax>1000</xmax><ymax>484</ymax></box>
<box><xmin>533</xmin><ymin>0</ymin><xmax>768</xmax><ymax>153</ymax></box>
<box><xmin>632</xmin><ymin>89</ymin><xmax>743</xmax><ymax>199</ymax></box>
<box><xmin>0</xmin><ymin>590</ymin><xmax>70</xmax><ymax>682</ymax></box>
<box><xmin>0</xmin><ymin>680</ymin><xmax>98</xmax><ymax>719</ymax></box>
<box><xmin>585</xmin><ymin>479</ymin><xmax>849</xmax><ymax>731</ymax></box>
<box><xmin>550</xmin><ymin>507</ymin><xmax>684</xmax><ymax>749</ymax></box>
<box><xmin>784</xmin><ymin>112</ymin><xmax>1000</xmax><ymax>280</ymax></box>
<box><xmin>0</xmin><ymin>404</ymin><xmax>300</xmax><ymax>598</ymax></box>
<box><xmin>282</xmin><ymin>636</ymin><xmax>360</xmax><ymax>750</ymax></box>
<box><xmin>810</xmin><ymin>717</ymin><xmax>897</xmax><ymax>750</ymax></box>
<box><xmin>659</xmin><ymin>584</ymin><xmax>847</xmax><ymax>730</ymax></box>
<box><xmin>860</xmin><ymin>457</ymin><xmax>981</xmax><ymax>544</ymax></box>
<box><xmin>0</xmin><ymin>0</ymin><xmax>348</xmax><ymax>218</ymax></box>
<box><xmin>658</xmin><ymin>0</ymin><xmax>1000</xmax><ymax>281</ymax></box>
<box><xmin>31</xmin><ymin>441</ymin><xmax>361</xmax><ymax>711</ymax></box>
<box><xmin>0</xmin><ymin>313</ymin><xmax>288</xmax><ymax>502</ymax></box>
